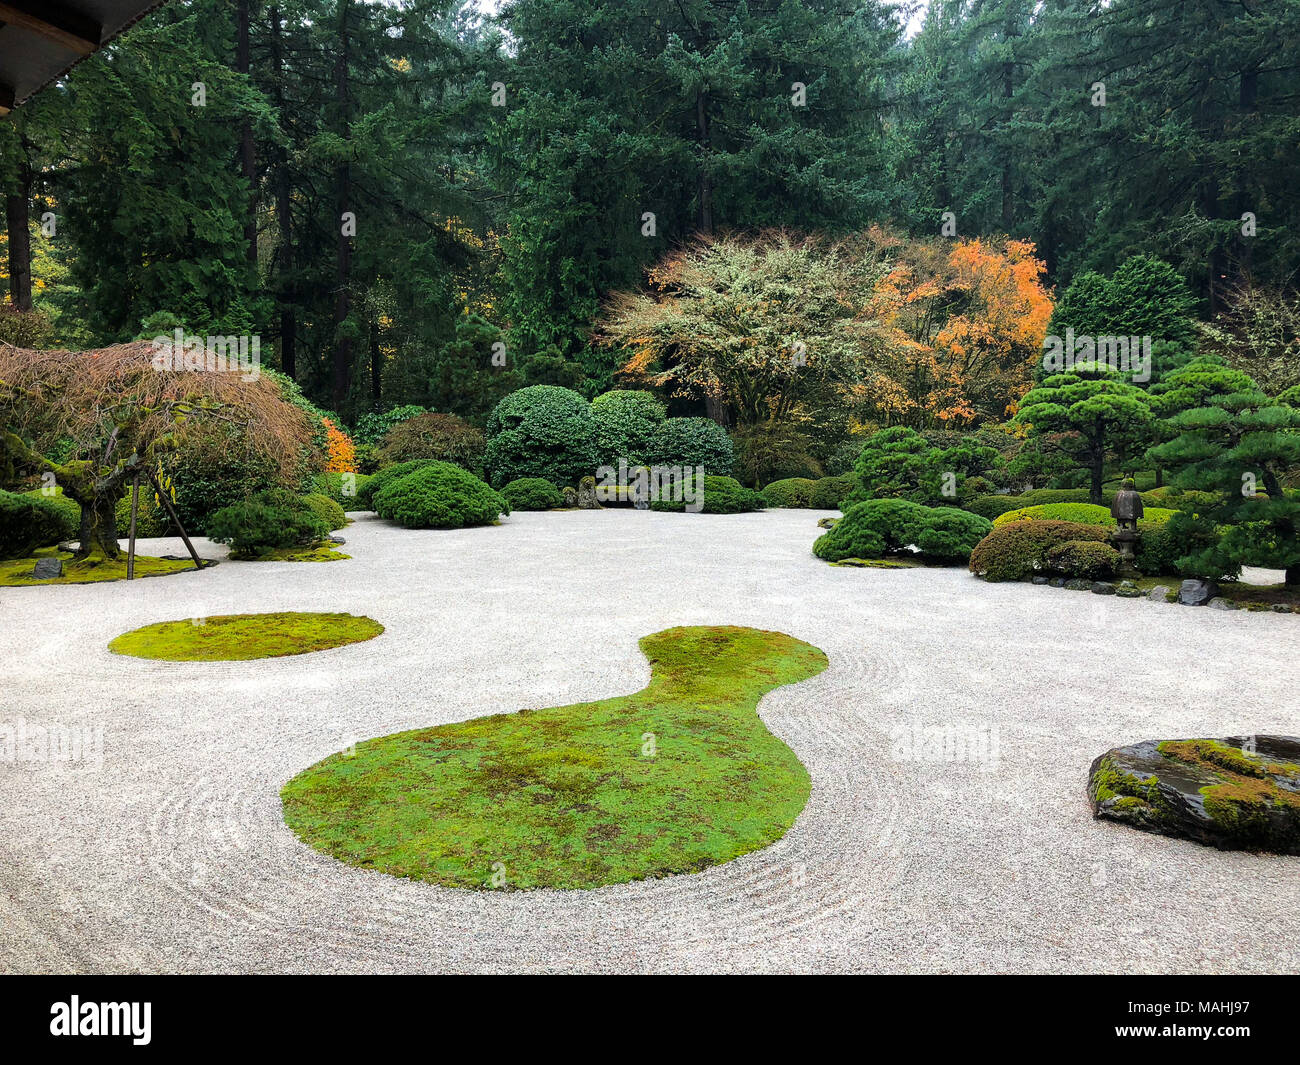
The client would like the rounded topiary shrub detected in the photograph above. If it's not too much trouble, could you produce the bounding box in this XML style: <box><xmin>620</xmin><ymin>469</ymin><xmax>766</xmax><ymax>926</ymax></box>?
<box><xmin>968</xmin><ymin>519</ymin><xmax>1111</xmax><ymax>582</ymax></box>
<box><xmin>302</xmin><ymin>492</ymin><xmax>347</xmax><ymax>531</ymax></box>
<box><xmin>761</xmin><ymin>477</ymin><xmax>818</xmax><ymax>508</ymax></box>
<box><xmin>373</xmin><ymin>461</ymin><xmax>509</xmax><ymax>529</ymax></box>
<box><xmin>357</xmin><ymin>460</ymin><xmax>440</xmax><ymax>509</ymax></box>
<box><xmin>650</xmin><ymin>474</ymin><xmax>764</xmax><ymax>514</ymax></box>
<box><xmin>813</xmin><ymin>499</ymin><xmax>991</xmax><ymax>564</ymax></box>
<box><xmin>0</xmin><ymin>489</ymin><xmax>76</xmax><ymax>559</ymax></box>
<box><xmin>810</xmin><ymin>475</ymin><xmax>855</xmax><ymax>510</ymax></box>
<box><xmin>206</xmin><ymin>490</ymin><xmax>331</xmax><ymax>559</ymax></box>
<box><xmin>500</xmin><ymin>477</ymin><xmax>564</xmax><ymax>511</ymax></box>
<box><xmin>1046</xmin><ymin>539</ymin><xmax>1121</xmax><ymax>580</ymax></box>
<box><xmin>590</xmin><ymin>389</ymin><xmax>667</xmax><ymax>467</ymax></box>
<box><xmin>312</xmin><ymin>471</ymin><xmax>374</xmax><ymax>509</ymax></box>
<box><xmin>484</xmin><ymin>385</ymin><xmax>597</xmax><ymax>488</ymax></box>
<box><xmin>375</xmin><ymin>411</ymin><xmax>486</xmax><ymax>470</ymax></box>
<box><xmin>646</xmin><ymin>417</ymin><xmax>734</xmax><ymax>477</ymax></box>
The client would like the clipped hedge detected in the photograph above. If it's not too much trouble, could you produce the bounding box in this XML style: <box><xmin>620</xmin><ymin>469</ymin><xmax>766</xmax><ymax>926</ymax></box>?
<box><xmin>312</xmin><ymin>471</ymin><xmax>374</xmax><ymax>509</ymax></box>
<box><xmin>302</xmin><ymin>493</ymin><xmax>347</xmax><ymax>531</ymax></box>
<box><xmin>761</xmin><ymin>477</ymin><xmax>818</xmax><ymax>508</ymax></box>
<box><xmin>373</xmin><ymin>461</ymin><xmax>509</xmax><ymax>529</ymax></box>
<box><xmin>20</xmin><ymin>487</ymin><xmax>81</xmax><ymax>538</ymax></box>
<box><xmin>500</xmin><ymin>477</ymin><xmax>564</xmax><ymax>511</ymax></box>
<box><xmin>484</xmin><ymin>385</ymin><xmax>597</xmax><ymax>488</ymax></box>
<box><xmin>650</xmin><ymin>474</ymin><xmax>764</xmax><ymax>514</ymax></box>
<box><xmin>1045</xmin><ymin>540</ymin><xmax>1121</xmax><ymax>580</ymax></box>
<box><xmin>645</xmin><ymin>417</ymin><xmax>734</xmax><ymax>476</ymax></box>
<box><xmin>810</xmin><ymin>475</ymin><xmax>855</xmax><ymax>510</ymax></box>
<box><xmin>0</xmin><ymin>489</ymin><xmax>76</xmax><ymax>559</ymax></box>
<box><xmin>813</xmin><ymin>499</ymin><xmax>991</xmax><ymax>563</ymax></box>
<box><xmin>968</xmin><ymin>520</ymin><xmax>1111</xmax><ymax>582</ymax></box>
<box><xmin>992</xmin><ymin>502</ymin><xmax>1178</xmax><ymax>528</ymax></box>
<box><xmin>590</xmin><ymin>389</ymin><xmax>666</xmax><ymax>467</ymax></box>
<box><xmin>357</xmin><ymin>460</ymin><xmax>440</xmax><ymax>509</ymax></box>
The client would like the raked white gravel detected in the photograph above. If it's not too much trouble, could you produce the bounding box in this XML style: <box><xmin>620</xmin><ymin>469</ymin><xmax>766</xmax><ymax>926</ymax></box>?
<box><xmin>2</xmin><ymin>508</ymin><xmax>1298</xmax><ymax>974</ymax></box>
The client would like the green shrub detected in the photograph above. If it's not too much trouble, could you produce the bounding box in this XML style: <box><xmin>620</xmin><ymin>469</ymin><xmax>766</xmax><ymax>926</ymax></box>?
<box><xmin>1045</xmin><ymin>540</ymin><xmax>1121</xmax><ymax>580</ymax></box>
<box><xmin>484</xmin><ymin>385</ymin><xmax>597</xmax><ymax>487</ymax></box>
<box><xmin>646</xmin><ymin>417</ymin><xmax>734</xmax><ymax>476</ymax></box>
<box><xmin>500</xmin><ymin>477</ymin><xmax>564</xmax><ymax>511</ymax></box>
<box><xmin>353</xmin><ymin>405</ymin><xmax>427</xmax><ymax>446</ymax></box>
<box><xmin>302</xmin><ymin>493</ymin><xmax>347</xmax><ymax>531</ymax></box>
<box><xmin>964</xmin><ymin>494</ymin><xmax>1032</xmax><ymax>520</ymax></box>
<box><xmin>373</xmin><ymin>462</ymin><xmax>509</xmax><ymax>529</ymax></box>
<box><xmin>0</xmin><ymin>490</ymin><xmax>76</xmax><ymax>559</ymax></box>
<box><xmin>375</xmin><ymin>411</ymin><xmax>486</xmax><ymax>470</ymax></box>
<box><xmin>813</xmin><ymin>499</ymin><xmax>992</xmax><ymax>563</ymax></box>
<box><xmin>206</xmin><ymin>490</ymin><xmax>330</xmax><ymax>559</ymax></box>
<box><xmin>358</xmin><ymin>460</ymin><xmax>440</xmax><ymax>509</ymax></box>
<box><xmin>166</xmin><ymin>426</ymin><xmax>283</xmax><ymax>532</ymax></box>
<box><xmin>810</xmin><ymin>475</ymin><xmax>855</xmax><ymax>510</ymax></box>
<box><xmin>731</xmin><ymin>422</ymin><xmax>822</xmax><ymax>486</ymax></box>
<box><xmin>845</xmin><ymin>426</ymin><xmax>1001</xmax><ymax>508</ymax></box>
<box><xmin>761</xmin><ymin>477</ymin><xmax>818</xmax><ymax>508</ymax></box>
<box><xmin>590</xmin><ymin>390</ymin><xmax>666</xmax><ymax>467</ymax></box>
<box><xmin>993</xmin><ymin>502</ymin><xmax>1177</xmax><ymax>528</ymax></box>
<box><xmin>114</xmin><ymin>490</ymin><xmax>171</xmax><ymax>538</ymax></box>
<box><xmin>312</xmin><ymin>471</ymin><xmax>374</xmax><ymax>509</ymax></box>
<box><xmin>968</xmin><ymin>520</ymin><xmax>1111</xmax><ymax>582</ymax></box>
<box><xmin>1140</xmin><ymin>485</ymin><xmax>1218</xmax><ymax>512</ymax></box>
<box><xmin>21</xmin><ymin>487</ymin><xmax>81</xmax><ymax>535</ymax></box>
<box><xmin>650</xmin><ymin>474</ymin><xmax>764</xmax><ymax>514</ymax></box>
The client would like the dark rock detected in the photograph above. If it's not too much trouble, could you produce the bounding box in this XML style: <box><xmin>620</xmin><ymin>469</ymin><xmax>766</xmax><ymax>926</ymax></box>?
<box><xmin>32</xmin><ymin>557</ymin><xmax>63</xmax><ymax>579</ymax></box>
<box><xmin>1207</xmin><ymin>597</ymin><xmax>1237</xmax><ymax>611</ymax></box>
<box><xmin>1031</xmin><ymin>575</ymin><xmax>1050</xmax><ymax>585</ymax></box>
<box><xmin>1272</xmin><ymin>604</ymin><xmax>1294</xmax><ymax>614</ymax></box>
<box><xmin>1115</xmin><ymin>580</ymin><xmax>1142</xmax><ymax>598</ymax></box>
<box><xmin>816</xmin><ymin>517</ymin><xmax>839</xmax><ymax>529</ymax></box>
<box><xmin>1088</xmin><ymin>736</ymin><xmax>1300</xmax><ymax>854</ymax></box>
<box><xmin>328</xmin><ymin>535</ymin><xmax>346</xmax><ymax>545</ymax></box>
<box><xmin>1147</xmin><ymin>585</ymin><xmax>1171</xmax><ymax>602</ymax></box>
<box><xmin>1091</xmin><ymin>582</ymin><xmax>1116</xmax><ymax>595</ymax></box>
<box><xmin>1063</xmin><ymin>578</ymin><xmax>1091</xmax><ymax>591</ymax></box>
<box><xmin>1048</xmin><ymin>577</ymin><xmax>1066</xmax><ymax>588</ymax></box>
<box><xmin>562</xmin><ymin>487</ymin><xmax>578</xmax><ymax>507</ymax></box>
<box><xmin>1178</xmin><ymin>578</ymin><xmax>1219</xmax><ymax>606</ymax></box>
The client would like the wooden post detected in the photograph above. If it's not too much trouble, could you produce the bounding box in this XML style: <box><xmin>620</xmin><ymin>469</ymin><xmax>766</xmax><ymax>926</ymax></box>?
<box><xmin>126</xmin><ymin>470</ymin><xmax>141</xmax><ymax>579</ymax></box>
<box><xmin>145</xmin><ymin>469</ymin><xmax>204</xmax><ymax>571</ymax></box>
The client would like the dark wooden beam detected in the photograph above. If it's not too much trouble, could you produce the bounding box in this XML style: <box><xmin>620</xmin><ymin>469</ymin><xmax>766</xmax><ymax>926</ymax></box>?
<box><xmin>0</xmin><ymin>1</ymin><xmax>102</xmax><ymax>57</ymax></box>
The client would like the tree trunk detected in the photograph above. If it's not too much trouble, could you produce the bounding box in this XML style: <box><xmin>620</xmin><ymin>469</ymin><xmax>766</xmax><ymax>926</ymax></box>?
<box><xmin>331</xmin><ymin>0</ymin><xmax>354</xmax><ymax>413</ymax></box>
<box><xmin>369</xmin><ymin>325</ymin><xmax>381</xmax><ymax>403</ymax></box>
<box><xmin>695</xmin><ymin>90</ymin><xmax>713</xmax><ymax>234</ymax></box>
<box><xmin>270</xmin><ymin>4</ymin><xmax>296</xmax><ymax>378</ymax></box>
<box><xmin>269</xmin><ymin>4</ymin><xmax>296</xmax><ymax>378</ymax></box>
<box><xmin>1286</xmin><ymin>564</ymin><xmax>1299</xmax><ymax>587</ymax></box>
<box><xmin>5</xmin><ymin>158</ymin><xmax>32</xmax><ymax>311</ymax></box>
<box><xmin>236</xmin><ymin>0</ymin><xmax>257</xmax><ymax>268</ymax></box>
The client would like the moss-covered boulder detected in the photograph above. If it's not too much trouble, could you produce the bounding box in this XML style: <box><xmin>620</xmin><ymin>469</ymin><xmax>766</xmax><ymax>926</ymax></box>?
<box><xmin>1088</xmin><ymin>736</ymin><xmax>1300</xmax><ymax>854</ymax></box>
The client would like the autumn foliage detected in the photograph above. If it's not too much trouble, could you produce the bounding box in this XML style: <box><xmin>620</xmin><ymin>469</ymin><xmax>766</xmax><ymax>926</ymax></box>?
<box><xmin>321</xmin><ymin>417</ymin><xmax>358</xmax><ymax>473</ymax></box>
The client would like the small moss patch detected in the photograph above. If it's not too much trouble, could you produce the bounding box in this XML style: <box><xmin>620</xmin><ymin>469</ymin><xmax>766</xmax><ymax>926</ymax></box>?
<box><xmin>0</xmin><ymin>549</ymin><xmax>200</xmax><ymax>586</ymax></box>
<box><xmin>829</xmin><ymin>557</ymin><xmax>921</xmax><ymax>569</ymax></box>
<box><xmin>282</xmin><ymin>625</ymin><xmax>828</xmax><ymax>890</ymax></box>
<box><xmin>229</xmin><ymin>544</ymin><xmax>350</xmax><ymax>562</ymax></box>
<box><xmin>109</xmin><ymin>612</ymin><xmax>384</xmax><ymax>661</ymax></box>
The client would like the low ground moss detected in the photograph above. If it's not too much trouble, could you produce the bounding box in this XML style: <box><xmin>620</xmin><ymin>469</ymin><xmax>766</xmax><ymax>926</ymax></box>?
<box><xmin>0</xmin><ymin>549</ymin><xmax>200</xmax><ymax>586</ymax></box>
<box><xmin>282</xmin><ymin>625</ymin><xmax>828</xmax><ymax>890</ymax></box>
<box><xmin>109</xmin><ymin>612</ymin><xmax>384</xmax><ymax>661</ymax></box>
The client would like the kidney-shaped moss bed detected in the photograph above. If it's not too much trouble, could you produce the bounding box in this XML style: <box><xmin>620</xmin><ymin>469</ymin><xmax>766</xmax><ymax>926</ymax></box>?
<box><xmin>109</xmin><ymin>611</ymin><xmax>384</xmax><ymax>661</ymax></box>
<box><xmin>282</xmin><ymin>625</ymin><xmax>828</xmax><ymax>890</ymax></box>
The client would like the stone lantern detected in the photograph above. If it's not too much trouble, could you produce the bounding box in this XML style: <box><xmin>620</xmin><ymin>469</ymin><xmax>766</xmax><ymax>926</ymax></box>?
<box><xmin>1110</xmin><ymin>477</ymin><xmax>1144</xmax><ymax>575</ymax></box>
